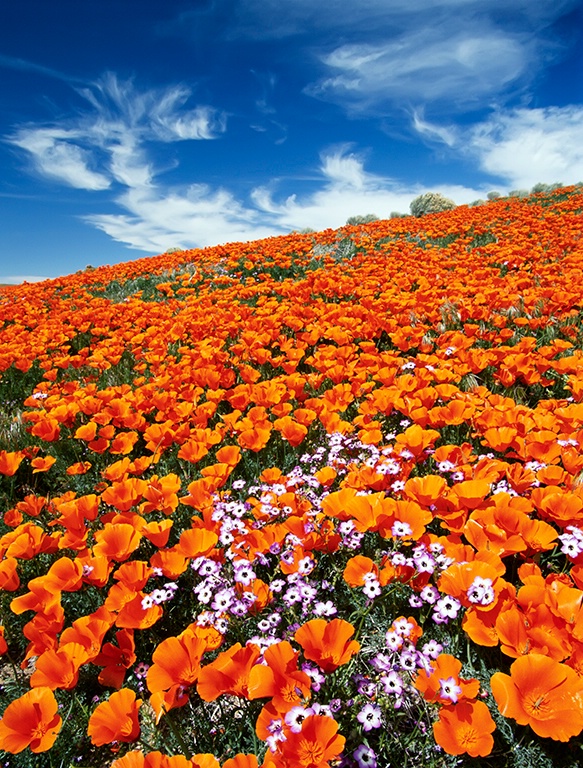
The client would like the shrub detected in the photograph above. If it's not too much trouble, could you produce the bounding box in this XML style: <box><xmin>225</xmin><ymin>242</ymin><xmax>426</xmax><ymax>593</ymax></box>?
<box><xmin>409</xmin><ymin>192</ymin><xmax>456</xmax><ymax>218</ymax></box>
<box><xmin>345</xmin><ymin>214</ymin><xmax>379</xmax><ymax>225</ymax></box>
<box><xmin>531</xmin><ymin>182</ymin><xmax>564</xmax><ymax>194</ymax></box>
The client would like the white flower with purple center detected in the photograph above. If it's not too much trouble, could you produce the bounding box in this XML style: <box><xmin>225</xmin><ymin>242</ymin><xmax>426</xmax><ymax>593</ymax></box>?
<box><xmin>354</xmin><ymin>744</ymin><xmax>377</xmax><ymax>768</ymax></box>
<box><xmin>391</xmin><ymin>520</ymin><xmax>412</xmax><ymax>538</ymax></box>
<box><xmin>233</xmin><ymin>560</ymin><xmax>256</xmax><ymax>586</ymax></box>
<box><xmin>313</xmin><ymin>600</ymin><xmax>337</xmax><ymax>617</ymax></box>
<box><xmin>362</xmin><ymin>579</ymin><xmax>381</xmax><ymax>599</ymax></box>
<box><xmin>393</xmin><ymin>617</ymin><xmax>414</xmax><ymax>637</ymax></box>
<box><xmin>408</xmin><ymin>594</ymin><xmax>423</xmax><ymax>608</ymax></box>
<box><xmin>413</xmin><ymin>551</ymin><xmax>435</xmax><ymax>573</ymax></box>
<box><xmin>559</xmin><ymin>526</ymin><xmax>583</xmax><ymax>559</ymax></box>
<box><xmin>419</xmin><ymin>585</ymin><xmax>439</xmax><ymax>604</ymax></box>
<box><xmin>357</xmin><ymin>703</ymin><xmax>382</xmax><ymax>731</ymax></box>
<box><xmin>302</xmin><ymin>663</ymin><xmax>325</xmax><ymax>691</ymax></box>
<box><xmin>439</xmin><ymin>676</ymin><xmax>462</xmax><ymax>704</ymax></box>
<box><xmin>385</xmin><ymin>630</ymin><xmax>403</xmax><ymax>652</ymax></box>
<box><xmin>285</xmin><ymin>706</ymin><xmax>315</xmax><ymax>733</ymax></box>
<box><xmin>399</xmin><ymin>649</ymin><xmax>418</xmax><ymax>672</ymax></box>
<box><xmin>212</xmin><ymin>588</ymin><xmax>235</xmax><ymax>612</ymax></box>
<box><xmin>381</xmin><ymin>670</ymin><xmax>403</xmax><ymax>696</ymax></box>
<box><xmin>297</xmin><ymin>556</ymin><xmax>315</xmax><ymax>575</ymax></box>
<box><xmin>421</xmin><ymin>639</ymin><xmax>443</xmax><ymax>659</ymax></box>
<box><xmin>434</xmin><ymin>595</ymin><xmax>462</xmax><ymax>621</ymax></box>
<box><xmin>466</xmin><ymin>576</ymin><xmax>495</xmax><ymax>606</ymax></box>
<box><xmin>283</xmin><ymin>586</ymin><xmax>302</xmax><ymax>605</ymax></box>
<box><xmin>265</xmin><ymin>718</ymin><xmax>286</xmax><ymax>752</ymax></box>
<box><xmin>299</xmin><ymin>583</ymin><xmax>317</xmax><ymax>602</ymax></box>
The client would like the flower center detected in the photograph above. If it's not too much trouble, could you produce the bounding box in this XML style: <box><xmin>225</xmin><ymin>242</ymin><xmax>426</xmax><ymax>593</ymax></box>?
<box><xmin>458</xmin><ymin>725</ymin><xmax>478</xmax><ymax>749</ymax></box>
<box><xmin>298</xmin><ymin>739</ymin><xmax>325</xmax><ymax>766</ymax></box>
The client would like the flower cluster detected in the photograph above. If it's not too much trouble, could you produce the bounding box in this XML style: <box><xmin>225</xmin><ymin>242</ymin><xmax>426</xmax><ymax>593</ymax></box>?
<box><xmin>1</xmin><ymin>185</ymin><xmax>583</xmax><ymax>767</ymax></box>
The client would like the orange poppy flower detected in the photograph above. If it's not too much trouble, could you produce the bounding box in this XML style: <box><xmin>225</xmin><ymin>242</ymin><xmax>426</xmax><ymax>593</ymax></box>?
<box><xmin>294</xmin><ymin>619</ymin><xmax>360</xmax><ymax>673</ymax></box>
<box><xmin>109</xmin><ymin>430</ymin><xmax>139</xmax><ymax>455</ymax></box>
<box><xmin>30</xmin><ymin>417</ymin><xmax>60</xmax><ymax>442</ymax></box>
<box><xmin>438</xmin><ymin>559</ymin><xmax>503</xmax><ymax>612</ymax></box>
<box><xmin>112</xmin><ymin>753</ymin><xmax>220</xmax><ymax>768</ymax></box>
<box><xmin>101</xmin><ymin>478</ymin><xmax>147</xmax><ymax>512</ymax></box>
<box><xmin>449</xmin><ymin>479</ymin><xmax>491</xmax><ymax>510</ymax></box>
<box><xmin>433</xmin><ymin>700</ymin><xmax>495</xmax><ymax>757</ymax></box>
<box><xmin>247</xmin><ymin>640</ymin><xmax>311</xmax><ymax>711</ymax></box>
<box><xmin>414</xmin><ymin>654</ymin><xmax>480</xmax><ymax>704</ymax></box>
<box><xmin>404</xmin><ymin>474</ymin><xmax>447</xmax><ymax>506</ymax></box>
<box><xmin>215</xmin><ymin>445</ymin><xmax>242</xmax><ymax>466</ymax></box>
<box><xmin>30</xmin><ymin>642</ymin><xmax>89</xmax><ymax>690</ymax></box>
<box><xmin>178</xmin><ymin>439</ymin><xmax>209</xmax><ymax>463</ymax></box>
<box><xmin>343</xmin><ymin>555</ymin><xmax>379</xmax><ymax>587</ymax></box>
<box><xmin>147</xmin><ymin>627</ymin><xmax>209</xmax><ymax>699</ymax></box>
<box><xmin>197</xmin><ymin>642</ymin><xmax>261</xmax><ymax>701</ymax></box>
<box><xmin>0</xmin><ymin>450</ymin><xmax>25</xmax><ymax>476</ymax></box>
<box><xmin>491</xmin><ymin>654</ymin><xmax>583</xmax><ymax>740</ymax></box>
<box><xmin>140</xmin><ymin>473</ymin><xmax>181</xmax><ymax>515</ymax></box>
<box><xmin>222</xmin><ymin>755</ymin><xmax>258</xmax><ymax>768</ymax></box>
<box><xmin>66</xmin><ymin>461</ymin><xmax>91</xmax><ymax>475</ymax></box>
<box><xmin>59</xmin><ymin>609</ymin><xmax>113</xmax><ymax>661</ymax></box>
<box><xmin>0</xmin><ymin>686</ymin><xmax>62</xmax><ymax>754</ymax></box>
<box><xmin>15</xmin><ymin>494</ymin><xmax>46</xmax><ymax>518</ymax></box>
<box><xmin>276</xmin><ymin>714</ymin><xmax>345</xmax><ymax>768</ymax></box>
<box><xmin>273</xmin><ymin>415</ymin><xmax>308</xmax><ymax>447</ymax></box>
<box><xmin>95</xmin><ymin>628</ymin><xmax>136</xmax><ymax>689</ymax></box>
<box><xmin>377</xmin><ymin>499</ymin><xmax>433</xmax><ymax>541</ymax></box>
<box><xmin>0</xmin><ymin>556</ymin><xmax>20</xmax><ymax>591</ymax></box>
<box><xmin>115</xmin><ymin>591</ymin><xmax>163</xmax><ymax>630</ymax></box>
<box><xmin>394</xmin><ymin>423</ymin><xmax>440</xmax><ymax>457</ymax></box>
<box><xmin>149</xmin><ymin>548</ymin><xmax>189</xmax><ymax>578</ymax></box>
<box><xmin>87</xmin><ymin>688</ymin><xmax>142</xmax><ymax>746</ymax></box>
<box><xmin>93</xmin><ymin>523</ymin><xmax>142</xmax><ymax>562</ymax></box>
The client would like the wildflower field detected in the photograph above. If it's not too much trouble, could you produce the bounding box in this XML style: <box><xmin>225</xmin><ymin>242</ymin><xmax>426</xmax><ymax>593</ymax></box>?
<box><xmin>2</xmin><ymin>186</ymin><xmax>583</xmax><ymax>768</ymax></box>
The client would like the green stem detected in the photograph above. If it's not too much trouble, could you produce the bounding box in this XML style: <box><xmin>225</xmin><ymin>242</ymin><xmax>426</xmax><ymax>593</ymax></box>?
<box><xmin>165</xmin><ymin>709</ymin><xmax>193</xmax><ymax>759</ymax></box>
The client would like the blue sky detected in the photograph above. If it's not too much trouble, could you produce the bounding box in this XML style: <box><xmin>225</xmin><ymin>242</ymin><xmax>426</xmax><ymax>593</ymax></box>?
<box><xmin>1</xmin><ymin>0</ymin><xmax>582</xmax><ymax>282</ymax></box>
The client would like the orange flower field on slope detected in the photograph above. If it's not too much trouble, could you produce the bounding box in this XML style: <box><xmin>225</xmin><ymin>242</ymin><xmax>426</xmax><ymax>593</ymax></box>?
<box><xmin>1</xmin><ymin>187</ymin><xmax>583</xmax><ymax>767</ymax></box>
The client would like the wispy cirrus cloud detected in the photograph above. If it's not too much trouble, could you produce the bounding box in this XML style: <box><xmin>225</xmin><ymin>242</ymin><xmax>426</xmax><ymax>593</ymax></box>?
<box><xmin>7</xmin><ymin>73</ymin><xmax>226</xmax><ymax>192</ymax></box>
<box><xmin>213</xmin><ymin>0</ymin><xmax>577</xmax><ymax>119</ymax></box>
<box><xmin>306</xmin><ymin>26</ymin><xmax>533</xmax><ymax>114</ymax></box>
<box><xmin>0</xmin><ymin>53</ymin><xmax>75</xmax><ymax>82</ymax></box>
<box><xmin>206</xmin><ymin>0</ymin><xmax>577</xmax><ymax>41</ymax></box>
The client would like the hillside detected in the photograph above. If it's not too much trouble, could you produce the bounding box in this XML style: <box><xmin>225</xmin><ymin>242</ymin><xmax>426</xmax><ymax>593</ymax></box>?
<box><xmin>1</xmin><ymin>186</ymin><xmax>583</xmax><ymax>767</ymax></box>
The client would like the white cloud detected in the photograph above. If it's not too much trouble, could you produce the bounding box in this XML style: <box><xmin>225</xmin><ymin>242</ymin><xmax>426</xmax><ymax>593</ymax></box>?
<box><xmin>222</xmin><ymin>0</ymin><xmax>577</xmax><ymax>40</ymax></box>
<box><xmin>469</xmin><ymin>106</ymin><xmax>583</xmax><ymax>188</ymax></box>
<box><xmin>250</xmin><ymin>147</ymin><xmax>483</xmax><ymax>233</ymax></box>
<box><xmin>7</xmin><ymin>74</ymin><xmax>226</xmax><ymax>193</ymax></box>
<box><xmin>78</xmin><ymin>146</ymin><xmax>485</xmax><ymax>252</ymax></box>
<box><xmin>10</xmin><ymin>128</ymin><xmax>111</xmax><ymax>190</ymax></box>
<box><xmin>85</xmin><ymin>183</ymin><xmax>276</xmax><ymax>252</ymax></box>
<box><xmin>412</xmin><ymin>110</ymin><xmax>457</xmax><ymax>147</ymax></box>
<box><xmin>308</xmin><ymin>27</ymin><xmax>532</xmax><ymax>112</ymax></box>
